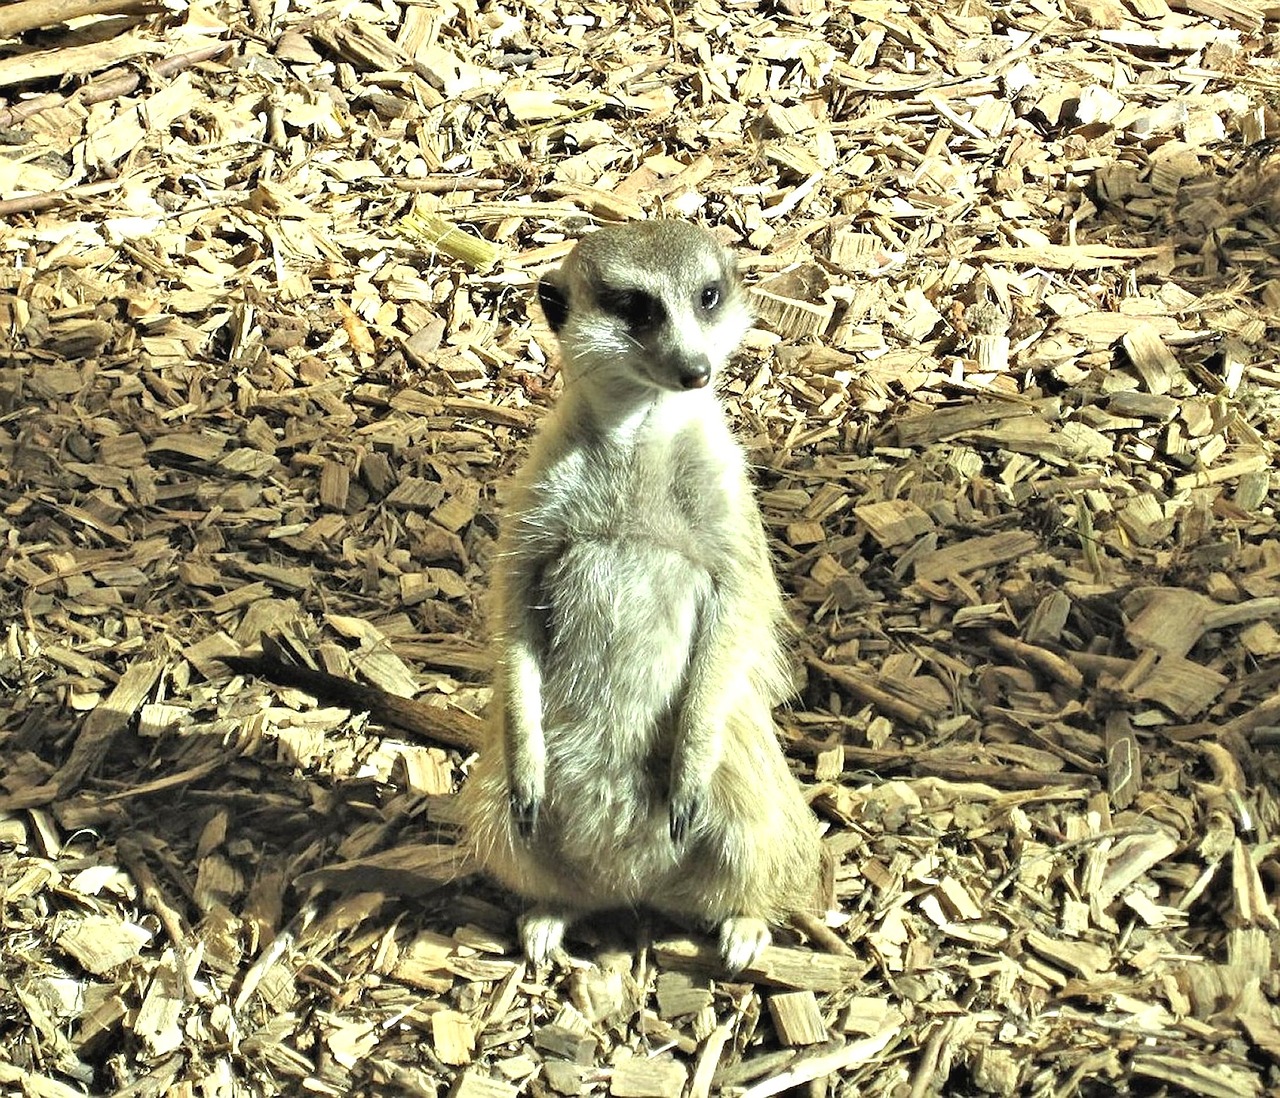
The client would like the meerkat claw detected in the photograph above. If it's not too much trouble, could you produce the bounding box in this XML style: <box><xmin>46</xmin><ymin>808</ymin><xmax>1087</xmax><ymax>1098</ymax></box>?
<box><xmin>519</xmin><ymin>909</ymin><xmax>566</xmax><ymax>966</ymax></box>
<box><xmin>510</xmin><ymin>790</ymin><xmax>540</xmax><ymax>839</ymax></box>
<box><xmin>719</xmin><ymin>917</ymin><xmax>770</xmax><ymax>974</ymax></box>
<box><xmin>669</xmin><ymin>795</ymin><xmax>699</xmax><ymax>845</ymax></box>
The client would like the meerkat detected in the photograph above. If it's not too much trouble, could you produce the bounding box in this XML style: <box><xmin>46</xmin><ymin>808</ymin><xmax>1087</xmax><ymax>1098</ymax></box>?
<box><xmin>461</xmin><ymin>220</ymin><xmax>823</xmax><ymax>972</ymax></box>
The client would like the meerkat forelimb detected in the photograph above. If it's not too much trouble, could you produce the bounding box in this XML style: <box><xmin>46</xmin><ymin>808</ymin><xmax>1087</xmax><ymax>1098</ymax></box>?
<box><xmin>462</xmin><ymin>219</ymin><xmax>823</xmax><ymax>972</ymax></box>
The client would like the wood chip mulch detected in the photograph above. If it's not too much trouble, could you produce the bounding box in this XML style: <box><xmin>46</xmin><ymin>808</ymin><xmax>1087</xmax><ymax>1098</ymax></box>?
<box><xmin>3</xmin><ymin>0</ymin><xmax>1280</xmax><ymax>1095</ymax></box>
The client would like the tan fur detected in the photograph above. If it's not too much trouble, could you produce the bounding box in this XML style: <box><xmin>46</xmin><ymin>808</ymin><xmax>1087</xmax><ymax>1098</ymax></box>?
<box><xmin>460</xmin><ymin>221</ymin><xmax>822</xmax><ymax>970</ymax></box>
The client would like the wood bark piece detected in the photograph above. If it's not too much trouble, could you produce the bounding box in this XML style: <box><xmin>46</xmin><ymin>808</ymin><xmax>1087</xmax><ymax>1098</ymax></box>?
<box><xmin>653</xmin><ymin>938</ymin><xmax>868</xmax><ymax>992</ymax></box>
<box><xmin>767</xmin><ymin>991</ymin><xmax>828</xmax><ymax>1046</ymax></box>
<box><xmin>913</xmin><ymin>531</ymin><xmax>1040</xmax><ymax>584</ymax></box>
<box><xmin>0</xmin><ymin>0</ymin><xmax>153</xmax><ymax>37</ymax></box>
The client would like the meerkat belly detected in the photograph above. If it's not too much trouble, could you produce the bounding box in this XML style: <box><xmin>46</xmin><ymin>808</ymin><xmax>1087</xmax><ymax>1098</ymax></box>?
<box><xmin>540</xmin><ymin>536</ymin><xmax>708</xmax><ymax>731</ymax></box>
<box><xmin>533</xmin><ymin>536</ymin><xmax>708</xmax><ymax>868</ymax></box>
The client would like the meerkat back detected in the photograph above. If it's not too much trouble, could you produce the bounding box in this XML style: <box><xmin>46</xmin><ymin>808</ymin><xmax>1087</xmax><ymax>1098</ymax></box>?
<box><xmin>463</xmin><ymin>221</ymin><xmax>823</xmax><ymax>971</ymax></box>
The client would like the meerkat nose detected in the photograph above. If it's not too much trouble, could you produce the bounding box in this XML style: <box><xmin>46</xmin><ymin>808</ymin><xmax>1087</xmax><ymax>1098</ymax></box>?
<box><xmin>679</xmin><ymin>363</ymin><xmax>711</xmax><ymax>390</ymax></box>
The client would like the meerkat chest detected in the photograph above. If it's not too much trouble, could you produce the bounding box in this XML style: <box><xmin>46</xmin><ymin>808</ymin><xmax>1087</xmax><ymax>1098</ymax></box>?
<box><xmin>519</xmin><ymin>419</ymin><xmax>740</xmax><ymax>719</ymax></box>
<box><xmin>562</xmin><ymin>421</ymin><xmax>739</xmax><ymax>558</ymax></box>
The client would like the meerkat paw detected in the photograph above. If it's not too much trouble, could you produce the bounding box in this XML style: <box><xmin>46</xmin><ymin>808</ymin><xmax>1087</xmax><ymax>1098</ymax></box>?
<box><xmin>669</xmin><ymin>793</ymin><xmax>700</xmax><ymax>845</ymax></box>
<box><xmin>718</xmin><ymin>917</ymin><xmax>770</xmax><ymax>974</ymax></box>
<box><xmin>508</xmin><ymin>785</ymin><xmax>542</xmax><ymax>839</ymax></box>
<box><xmin>519</xmin><ymin>909</ymin><xmax>567</xmax><ymax>966</ymax></box>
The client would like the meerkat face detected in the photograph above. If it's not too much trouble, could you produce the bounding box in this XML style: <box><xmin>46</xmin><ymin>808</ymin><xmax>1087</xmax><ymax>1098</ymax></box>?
<box><xmin>538</xmin><ymin>221</ymin><xmax>753</xmax><ymax>394</ymax></box>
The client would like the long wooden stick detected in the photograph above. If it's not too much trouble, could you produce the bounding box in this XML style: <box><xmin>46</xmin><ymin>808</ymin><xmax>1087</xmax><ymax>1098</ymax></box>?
<box><xmin>0</xmin><ymin>179</ymin><xmax>121</xmax><ymax>217</ymax></box>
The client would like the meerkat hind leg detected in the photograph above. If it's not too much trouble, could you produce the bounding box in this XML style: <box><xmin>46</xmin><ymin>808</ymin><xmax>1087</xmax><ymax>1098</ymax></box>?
<box><xmin>519</xmin><ymin>906</ymin><xmax>569</xmax><ymax>966</ymax></box>
<box><xmin>719</xmin><ymin>916</ymin><xmax>770</xmax><ymax>973</ymax></box>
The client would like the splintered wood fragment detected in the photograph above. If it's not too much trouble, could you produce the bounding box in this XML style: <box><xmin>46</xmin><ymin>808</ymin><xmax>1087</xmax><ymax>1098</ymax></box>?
<box><xmin>534</xmin><ymin>1021</ymin><xmax>597</xmax><ymax>1063</ymax></box>
<box><xmin>913</xmin><ymin>531</ymin><xmax>1039</xmax><ymax>584</ymax></box>
<box><xmin>1105</xmin><ymin>712</ymin><xmax>1141</xmax><ymax>810</ymax></box>
<box><xmin>319</xmin><ymin>460</ymin><xmax>350</xmax><ymax>510</ymax></box>
<box><xmin>433</xmin><ymin>1010</ymin><xmax>476</xmax><ymax>1065</ymax></box>
<box><xmin>1095</xmin><ymin>827</ymin><xmax>1178</xmax><ymax>907</ymax></box>
<box><xmin>936</xmin><ymin>877</ymin><xmax>983</xmax><ymax>921</ymax></box>
<box><xmin>1122</xmin><ymin>324</ymin><xmax>1182</xmax><ymax>394</ymax></box>
<box><xmin>135</xmin><ymin>955</ymin><xmax>185</xmax><ymax>1056</ymax></box>
<box><xmin>295</xmin><ymin>843</ymin><xmax>473</xmax><ymax>897</ymax></box>
<box><xmin>56</xmin><ymin>915</ymin><xmax>153</xmax><ymax>975</ymax></box>
<box><xmin>311</xmin><ymin>17</ymin><xmax>408</xmax><ymax>72</ymax></box>
<box><xmin>1173</xmin><ymin>0</ymin><xmax>1265</xmax><ymax>31</ymax></box>
<box><xmin>967</xmin><ymin>242</ymin><xmax>1170</xmax><ymax>269</ymax></box>
<box><xmin>610</xmin><ymin>1057</ymin><xmax>688</xmax><ymax>1097</ymax></box>
<box><xmin>689</xmin><ymin>1024</ymin><xmax>733</xmax><ymax>1098</ymax></box>
<box><xmin>1237</xmin><ymin>981</ymin><xmax>1280</xmax><ymax>1063</ymax></box>
<box><xmin>1131</xmin><ymin>656</ymin><xmax>1228</xmax><ymax>719</ymax></box>
<box><xmin>854</xmin><ymin>499</ymin><xmax>935</xmax><ymax>547</ymax></box>
<box><xmin>1131</xmin><ymin>1053</ymin><xmax>1262</xmax><ymax>1098</ymax></box>
<box><xmin>451</xmin><ymin>1070</ymin><xmax>519</xmax><ymax>1098</ymax></box>
<box><xmin>441</xmin><ymin>397</ymin><xmax>536</xmax><ymax>428</ymax></box>
<box><xmin>1124</xmin><ymin>588</ymin><xmax>1210</xmax><ymax>658</ymax></box>
<box><xmin>1232</xmin><ymin>839</ymin><xmax>1280</xmax><ymax>928</ymax></box>
<box><xmin>987</xmin><ymin>631</ymin><xmax>1083</xmax><ymax>689</ymax></box>
<box><xmin>1024</xmin><ymin>591</ymin><xmax>1071</xmax><ymax>644</ymax></box>
<box><xmin>75</xmin><ymin>993</ymin><xmax>129</xmax><ymax>1054</ymax></box>
<box><xmin>768</xmin><ymin>991</ymin><xmax>828</xmax><ymax>1046</ymax></box>
<box><xmin>895</xmin><ymin>402</ymin><xmax>1031</xmax><ymax>447</ymax></box>
<box><xmin>738</xmin><ymin>1030</ymin><xmax>897</xmax><ymax>1098</ymax></box>
<box><xmin>806</xmin><ymin>657</ymin><xmax>937</xmax><ymax>731</ymax></box>
<box><xmin>1024</xmin><ymin>930</ymin><xmax>1110</xmax><ymax>979</ymax></box>
<box><xmin>15</xmin><ymin>658</ymin><xmax>166</xmax><ymax>808</ymax></box>
<box><xmin>752</xmin><ymin>288</ymin><xmax>834</xmax><ymax>340</ymax></box>
<box><xmin>653</xmin><ymin>937</ymin><xmax>868</xmax><ymax>991</ymax></box>
<box><xmin>656</xmin><ymin>972</ymin><xmax>713</xmax><ymax>1018</ymax></box>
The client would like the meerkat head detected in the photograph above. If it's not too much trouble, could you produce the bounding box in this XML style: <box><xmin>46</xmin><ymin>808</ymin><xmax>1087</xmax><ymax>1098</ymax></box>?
<box><xmin>537</xmin><ymin>221</ymin><xmax>753</xmax><ymax>395</ymax></box>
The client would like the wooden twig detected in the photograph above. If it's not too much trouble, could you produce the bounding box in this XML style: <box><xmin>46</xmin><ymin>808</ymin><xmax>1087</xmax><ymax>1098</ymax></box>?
<box><xmin>986</xmin><ymin>631</ymin><xmax>1084</xmax><ymax>689</ymax></box>
<box><xmin>738</xmin><ymin>1031</ymin><xmax>897</xmax><ymax>1098</ymax></box>
<box><xmin>0</xmin><ymin>179</ymin><xmax>124</xmax><ymax>218</ymax></box>
<box><xmin>116</xmin><ymin>837</ymin><xmax>197</xmax><ymax>999</ymax></box>
<box><xmin>805</xmin><ymin>656</ymin><xmax>937</xmax><ymax>731</ymax></box>
<box><xmin>219</xmin><ymin>654</ymin><xmax>485</xmax><ymax>752</ymax></box>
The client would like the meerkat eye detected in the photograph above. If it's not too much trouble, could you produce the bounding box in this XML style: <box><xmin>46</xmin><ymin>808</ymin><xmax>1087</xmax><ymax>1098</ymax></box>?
<box><xmin>699</xmin><ymin>283</ymin><xmax>722</xmax><ymax>312</ymax></box>
<box><xmin>599</xmin><ymin>287</ymin><xmax>663</xmax><ymax>329</ymax></box>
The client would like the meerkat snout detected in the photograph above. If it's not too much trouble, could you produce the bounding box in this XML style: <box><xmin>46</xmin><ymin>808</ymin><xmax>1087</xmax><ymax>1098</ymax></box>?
<box><xmin>677</xmin><ymin>356</ymin><xmax>711</xmax><ymax>389</ymax></box>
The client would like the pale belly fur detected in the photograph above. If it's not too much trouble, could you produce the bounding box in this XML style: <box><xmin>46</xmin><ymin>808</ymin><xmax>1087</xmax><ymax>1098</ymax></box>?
<box><xmin>533</xmin><ymin>536</ymin><xmax>710</xmax><ymax>881</ymax></box>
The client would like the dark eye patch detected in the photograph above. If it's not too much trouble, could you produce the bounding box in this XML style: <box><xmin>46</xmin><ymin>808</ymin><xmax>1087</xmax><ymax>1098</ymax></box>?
<box><xmin>599</xmin><ymin>286</ymin><xmax>663</xmax><ymax>329</ymax></box>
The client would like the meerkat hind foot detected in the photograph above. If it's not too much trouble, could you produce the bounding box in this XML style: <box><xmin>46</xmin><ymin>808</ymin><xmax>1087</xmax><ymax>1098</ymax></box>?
<box><xmin>719</xmin><ymin>917</ymin><xmax>770</xmax><ymax>974</ymax></box>
<box><xmin>519</xmin><ymin>908</ymin><xmax>567</xmax><ymax>966</ymax></box>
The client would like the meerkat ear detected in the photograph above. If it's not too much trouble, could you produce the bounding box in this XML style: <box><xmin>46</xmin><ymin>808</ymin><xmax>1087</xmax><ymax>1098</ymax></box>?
<box><xmin>537</xmin><ymin>272</ymin><xmax>570</xmax><ymax>333</ymax></box>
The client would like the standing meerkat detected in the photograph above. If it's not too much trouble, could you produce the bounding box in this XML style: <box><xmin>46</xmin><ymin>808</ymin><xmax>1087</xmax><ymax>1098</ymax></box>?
<box><xmin>462</xmin><ymin>220</ymin><xmax>823</xmax><ymax>972</ymax></box>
